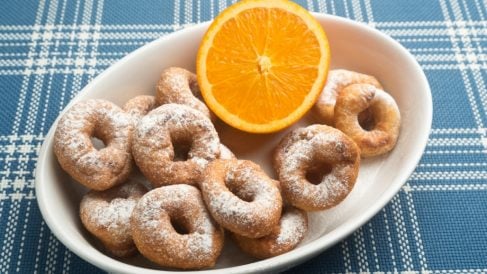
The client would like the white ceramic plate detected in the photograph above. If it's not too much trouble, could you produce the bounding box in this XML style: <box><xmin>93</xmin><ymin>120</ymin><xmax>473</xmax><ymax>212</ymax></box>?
<box><xmin>35</xmin><ymin>14</ymin><xmax>432</xmax><ymax>274</ymax></box>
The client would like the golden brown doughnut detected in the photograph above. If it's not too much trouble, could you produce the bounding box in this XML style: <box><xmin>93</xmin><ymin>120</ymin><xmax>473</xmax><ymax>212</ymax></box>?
<box><xmin>200</xmin><ymin>159</ymin><xmax>282</xmax><ymax>238</ymax></box>
<box><xmin>334</xmin><ymin>84</ymin><xmax>401</xmax><ymax>157</ymax></box>
<box><xmin>80</xmin><ymin>180</ymin><xmax>148</xmax><ymax>257</ymax></box>
<box><xmin>273</xmin><ymin>124</ymin><xmax>360</xmax><ymax>211</ymax></box>
<box><xmin>313</xmin><ymin>69</ymin><xmax>382</xmax><ymax>125</ymax></box>
<box><xmin>156</xmin><ymin>67</ymin><xmax>214</xmax><ymax>120</ymax></box>
<box><xmin>232</xmin><ymin>206</ymin><xmax>307</xmax><ymax>259</ymax></box>
<box><xmin>131</xmin><ymin>184</ymin><xmax>224</xmax><ymax>269</ymax></box>
<box><xmin>131</xmin><ymin>103</ymin><xmax>220</xmax><ymax>187</ymax></box>
<box><xmin>53</xmin><ymin>99</ymin><xmax>134</xmax><ymax>191</ymax></box>
<box><xmin>122</xmin><ymin>95</ymin><xmax>157</xmax><ymax>120</ymax></box>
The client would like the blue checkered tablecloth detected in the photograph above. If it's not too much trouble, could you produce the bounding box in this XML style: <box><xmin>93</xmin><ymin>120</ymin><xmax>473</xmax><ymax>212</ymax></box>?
<box><xmin>1</xmin><ymin>0</ymin><xmax>486</xmax><ymax>273</ymax></box>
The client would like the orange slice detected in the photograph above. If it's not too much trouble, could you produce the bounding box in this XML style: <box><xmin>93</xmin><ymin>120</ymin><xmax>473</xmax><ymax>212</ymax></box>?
<box><xmin>197</xmin><ymin>0</ymin><xmax>330</xmax><ymax>133</ymax></box>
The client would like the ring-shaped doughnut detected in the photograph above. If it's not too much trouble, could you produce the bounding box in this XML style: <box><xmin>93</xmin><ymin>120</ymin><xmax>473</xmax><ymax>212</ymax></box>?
<box><xmin>334</xmin><ymin>83</ymin><xmax>401</xmax><ymax>157</ymax></box>
<box><xmin>156</xmin><ymin>67</ymin><xmax>214</xmax><ymax>120</ymax></box>
<box><xmin>131</xmin><ymin>103</ymin><xmax>220</xmax><ymax>187</ymax></box>
<box><xmin>80</xmin><ymin>180</ymin><xmax>148</xmax><ymax>257</ymax></box>
<box><xmin>131</xmin><ymin>184</ymin><xmax>224</xmax><ymax>269</ymax></box>
<box><xmin>313</xmin><ymin>69</ymin><xmax>382</xmax><ymax>125</ymax></box>
<box><xmin>54</xmin><ymin>99</ymin><xmax>134</xmax><ymax>190</ymax></box>
<box><xmin>273</xmin><ymin>124</ymin><xmax>360</xmax><ymax>211</ymax></box>
<box><xmin>200</xmin><ymin>159</ymin><xmax>282</xmax><ymax>238</ymax></box>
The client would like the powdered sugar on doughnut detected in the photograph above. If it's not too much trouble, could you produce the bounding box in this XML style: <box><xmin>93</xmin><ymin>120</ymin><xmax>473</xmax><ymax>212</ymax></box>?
<box><xmin>281</xmin><ymin>132</ymin><xmax>350</xmax><ymax>203</ymax></box>
<box><xmin>275</xmin><ymin>209</ymin><xmax>308</xmax><ymax>246</ymax></box>
<box><xmin>219</xmin><ymin>144</ymin><xmax>235</xmax><ymax>160</ymax></box>
<box><xmin>81</xmin><ymin>181</ymin><xmax>146</xmax><ymax>235</ymax></box>
<box><xmin>131</xmin><ymin>185</ymin><xmax>223</xmax><ymax>268</ymax></box>
<box><xmin>54</xmin><ymin>99</ymin><xmax>134</xmax><ymax>190</ymax></box>
<box><xmin>208</xmin><ymin>182</ymin><xmax>277</xmax><ymax>224</ymax></box>
<box><xmin>231</xmin><ymin>206</ymin><xmax>308</xmax><ymax>259</ymax></box>
<box><xmin>156</xmin><ymin>67</ymin><xmax>212</xmax><ymax>119</ymax></box>
<box><xmin>132</xmin><ymin>103</ymin><xmax>220</xmax><ymax>187</ymax></box>
<box><xmin>79</xmin><ymin>180</ymin><xmax>147</xmax><ymax>257</ymax></box>
<box><xmin>274</xmin><ymin>125</ymin><xmax>360</xmax><ymax>211</ymax></box>
<box><xmin>318</xmin><ymin>70</ymin><xmax>349</xmax><ymax>105</ymax></box>
<box><xmin>123</xmin><ymin>95</ymin><xmax>157</xmax><ymax>120</ymax></box>
<box><xmin>334</xmin><ymin>84</ymin><xmax>401</xmax><ymax>157</ymax></box>
<box><xmin>137</xmin><ymin>104</ymin><xmax>219</xmax><ymax>155</ymax></box>
<box><xmin>57</xmin><ymin>100</ymin><xmax>132</xmax><ymax>158</ymax></box>
<box><xmin>86</xmin><ymin>198</ymin><xmax>136</xmax><ymax>236</ymax></box>
<box><xmin>134</xmin><ymin>188</ymin><xmax>217</xmax><ymax>258</ymax></box>
<box><xmin>313</xmin><ymin>69</ymin><xmax>383</xmax><ymax>125</ymax></box>
<box><xmin>201</xmin><ymin>159</ymin><xmax>282</xmax><ymax>238</ymax></box>
<box><xmin>317</xmin><ymin>69</ymin><xmax>383</xmax><ymax>105</ymax></box>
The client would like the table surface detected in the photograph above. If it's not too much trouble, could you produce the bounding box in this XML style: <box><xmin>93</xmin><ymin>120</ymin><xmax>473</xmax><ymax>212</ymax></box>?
<box><xmin>1</xmin><ymin>0</ymin><xmax>486</xmax><ymax>273</ymax></box>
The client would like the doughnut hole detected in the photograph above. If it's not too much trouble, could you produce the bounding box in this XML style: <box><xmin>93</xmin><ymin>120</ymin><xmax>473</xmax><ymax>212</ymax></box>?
<box><xmin>358</xmin><ymin>108</ymin><xmax>375</xmax><ymax>131</ymax></box>
<box><xmin>90</xmin><ymin>137</ymin><xmax>106</xmax><ymax>150</ymax></box>
<box><xmin>170</xmin><ymin>217</ymin><xmax>191</xmax><ymax>235</ymax></box>
<box><xmin>171</xmin><ymin>136</ymin><xmax>192</xmax><ymax>162</ymax></box>
<box><xmin>305</xmin><ymin>161</ymin><xmax>333</xmax><ymax>185</ymax></box>
<box><xmin>91</xmin><ymin>126</ymin><xmax>110</xmax><ymax>150</ymax></box>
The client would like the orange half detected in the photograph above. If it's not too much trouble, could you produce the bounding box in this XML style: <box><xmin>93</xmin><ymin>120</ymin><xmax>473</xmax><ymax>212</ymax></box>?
<box><xmin>197</xmin><ymin>0</ymin><xmax>330</xmax><ymax>133</ymax></box>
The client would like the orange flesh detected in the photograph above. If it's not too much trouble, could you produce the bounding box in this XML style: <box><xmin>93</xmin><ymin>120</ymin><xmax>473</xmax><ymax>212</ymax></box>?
<box><xmin>205</xmin><ymin>7</ymin><xmax>322</xmax><ymax>124</ymax></box>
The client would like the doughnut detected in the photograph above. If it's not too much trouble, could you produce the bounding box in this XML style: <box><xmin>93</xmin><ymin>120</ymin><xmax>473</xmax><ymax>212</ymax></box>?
<box><xmin>131</xmin><ymin>103</ymin><xmax>220</xmax><ymax>187</ymax></box>
<box><xmin>156</xmin><ymin>67</ymin><xmax>213</xmax><ymax>120</ymax></box>
<box><xmin>312</xmin><ymin>69</ymin><xmax>382</xmax><ymax>125</ymax></box>
<box><xmin>273</xmin><ymin>124</ymin><xmax>360</xmax><ymax>211</ymax></box>
<box><xmin>219</xmin><ymin>144</ymin><xmax>236</xmax><ymax>160</ymax></box>
<box><xmin>54</xmin><ymin>99</ymin><xmax>134</xmax><ymax>191</ymax></box>
<box><xmin>80</xmin><ymin>180</ymin><xmax>148</xmax><ymax>257</ymax></box>
<box><xmin>334</xmin><ymin>84</ymin><xmax>401</xmax><ymax>157</ymax></box>
<box><xmin>122</xmin><ymin>95</ymin><xmax>157</xmax><ymax>120</ymax></box>
<box><xmin>131</xmin><ymin>184</ymin><xmax>224</xmax><ymax>269</ymax></box>
<box><xmin>200</xmin><ymin>159</ymin><xmax>282</xmax><ymax>238</ymax></box>
<box><xmin>232</xmin><ymin>206</ymin><xmax>308</xmax><ymax>259</ymax></box>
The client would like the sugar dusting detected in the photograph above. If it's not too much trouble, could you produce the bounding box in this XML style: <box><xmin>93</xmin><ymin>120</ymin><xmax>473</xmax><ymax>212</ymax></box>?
<box><xmin>88</xmin><ymin>198</ymin><xmax>136</xmax><ymax>236</ymax></box>
<box><xmin>209</xmin><ymin>190</ymin><xmax>254</xmax><ymax>221</ymax></box>
<box><xmin>132</xmin><ymin>185</ymin><xmax>220</xmax><ymax>259</ymax></box>
<box><xmin>219</xmin><ymin>144</ymin><xmax>235</xmax><ymax>160</ymax></box>
<box><xmin>157</xmin><ymin>67</ymin><xmax>211</xmax><ymax>118</ymax></box>
<box><xmin>81</xmin><ymin>181</ymin><xmax>146</xmax><ymax>239</ymax></box>
<box><xmin>317</xmin><ymin>69</ymin><xmax>382</xmax><ymax>106</ymax></box>
<box><xmin>135</xmin><ymin>104</ymin><xmax>219</xmax><ymax>162</ymax></box>
<box><xmin>277</xmin><ymin>125</ymin><xmax>355</xmax><ymax>208</ymax></box>
<box><xmin>55</xmin><ymin>99</ymin><xmax>132</xmax><ymax>174</ymax></box>
<box><xmin>132</xmin><ymin>104</ymin><xmax>220</xmax><ymax>184</ymax></box>
<box><xmin>67</xmin><ymin>69</ymin><xmax>390</xmax><ymax>265</ymax></box>
<box><xmin>318</xmin><ymin>69</ymin><xmax>349</xmax><ymax>105</ymax></box>
<box><xmin>275</xmin><ymin>209</ymin><xmax>307</xmax><ymax>246</ymax></box>
<box><xmin>122</xmin><ymin>95</ymin><xmax>157</xmax><ymax>119</ymax></box>
<box><xmin>203</xmin><ymin>160</ymin><xmax>281</xmax><ymax>236</ymax></box>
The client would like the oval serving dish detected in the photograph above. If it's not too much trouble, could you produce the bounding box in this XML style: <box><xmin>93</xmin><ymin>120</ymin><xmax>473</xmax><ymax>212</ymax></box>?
<box><xmin>35</xmin><ymin>14</ymin><xmax>432</xmax><ymax>274</ymax></box>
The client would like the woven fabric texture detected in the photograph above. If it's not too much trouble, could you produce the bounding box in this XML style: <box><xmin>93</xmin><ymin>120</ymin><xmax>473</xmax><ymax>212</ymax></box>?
<box><xmin>0</xmin><ymin>0</ymin><xmax>486</xmax><ymax>273</ymax></box>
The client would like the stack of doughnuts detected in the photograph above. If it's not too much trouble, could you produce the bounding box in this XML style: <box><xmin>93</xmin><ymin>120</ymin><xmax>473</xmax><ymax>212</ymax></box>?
<box><xmin>312</xmin><ymin>69</ymin><xmax>401</xmax><ymax>158</ymax></box>
<box><xmin>272</xmin><ymin>69</ymin><xmax>401</xmax><ymax>212</ymax></box>
<box><xmin>53</xmin><ymin>66</ymin><xmax>400</xmax><ymax>270</ymax></box>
